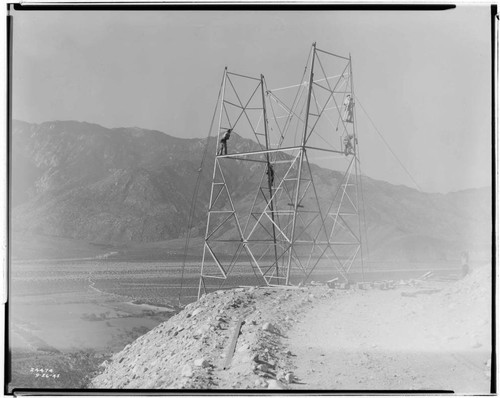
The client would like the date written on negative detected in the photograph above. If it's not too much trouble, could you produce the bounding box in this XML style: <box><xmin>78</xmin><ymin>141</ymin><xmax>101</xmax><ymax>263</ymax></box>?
<box><xmin>30</xmin><ymin>368</ymin><xmax>60</xmax><ymax>379</ymax></box>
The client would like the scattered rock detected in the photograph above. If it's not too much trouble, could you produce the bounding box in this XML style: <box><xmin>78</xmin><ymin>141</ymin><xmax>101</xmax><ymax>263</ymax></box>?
<box><xmin>237</xmin><ymin>343</ymin><xmax>250</xmax><ymax>353</ymax></box>
<box><xmin>194</xmin><ymin>358</ymin><xmax>210</xmax><ymax>368</ymax></box>
<box><xmin>254</xmin><ymin>378</ymin><xmax>266</xmax><ymax>387</ymax></box>
<box><xmin>181</xmin><ymin>364</ymin><xmax>193</xmax><ymax>378</ymax></box>
<box><xmin>256</xmin><ymin>363</ymin><xmax>270</xmax><ymax>372</ymax></box>
<box><xmin>91</xmin><ymin>284</ymin><xmax>336</xmax><ymax>390</ymax></box>
<box><xmin>191</xmin><ymin>308</ymin><xmax>203</xmax><ymax>317</ymax></box>
<box><xmin>285</xmin><ymin>372</ymin><xmax>295</xmax><ymax>383</ymax></box>
<box><xmin>193</xmin><ymin>324</ymin><xmax>210</xmax><ymax>338</ymax></box>
<box><xmin>267</xmin><ymin>379</ymin><xmax>285</xmax><ymax>389</ymax></box>
<box><xmin>258</xmin><ymin>377</ymin><xmax>268</xmax><ymax>387</ymax></box>
<box><xmin>262</xmin><ymin>322</ymin><xmax>275</xmax><ymax>332</ymax></box>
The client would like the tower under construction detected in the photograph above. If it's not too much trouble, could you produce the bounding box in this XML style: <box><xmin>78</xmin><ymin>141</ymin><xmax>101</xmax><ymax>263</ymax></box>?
<box><xmin>198</xmin><ymin>43</ymin><xmax>365</xmax><ymax>297</ymax></box>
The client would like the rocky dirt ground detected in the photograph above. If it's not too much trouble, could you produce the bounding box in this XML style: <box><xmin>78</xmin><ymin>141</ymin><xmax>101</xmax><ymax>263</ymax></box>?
<box><xmin>91</xmin><ymin>264</ymin><xmax>492</xmax><ymax>392</ymax></box>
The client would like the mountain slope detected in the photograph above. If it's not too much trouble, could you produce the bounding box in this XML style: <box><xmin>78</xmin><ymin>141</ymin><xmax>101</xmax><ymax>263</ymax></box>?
<box><xmin>11</xmin><ymin>120</ymin><xmax>491</xmax><ymax>260</ymax></box>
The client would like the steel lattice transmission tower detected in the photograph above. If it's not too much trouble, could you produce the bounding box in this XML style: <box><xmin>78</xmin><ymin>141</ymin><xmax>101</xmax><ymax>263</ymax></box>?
<box><xmin>198</xmin><ymin>43</ymin><xmax>364</xmax><ymax>298</ymax></box>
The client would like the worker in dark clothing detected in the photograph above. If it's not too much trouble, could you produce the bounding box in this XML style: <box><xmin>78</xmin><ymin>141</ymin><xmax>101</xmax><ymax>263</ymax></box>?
<box><xmin>218</xmin><ymin>128</ymin><xmax>232</xmax><ymax>156</ymax></box>
<box><xmin>343</xmin><ymin>94</ymin><xmax>354</xmax><ymax>123</ymax></box>
<box><xmin>343</xmin><ymin>133</ymin><xmax>357</xmax><ymax>156</ymax></box>
<box><xmin>266</xmin><ymin>163</ymin><xmax>275</xmax><ymax>186</ymax></box>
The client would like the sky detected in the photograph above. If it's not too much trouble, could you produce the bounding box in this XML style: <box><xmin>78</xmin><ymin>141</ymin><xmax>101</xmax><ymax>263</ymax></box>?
<box><xmin>11</xmin><ymin>5</ymin><xmax>492</xmax><ymax>193</ymax></box>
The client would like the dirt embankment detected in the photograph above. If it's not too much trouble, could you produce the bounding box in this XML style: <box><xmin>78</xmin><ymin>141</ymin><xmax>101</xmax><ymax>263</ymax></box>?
<box><xmin>91</xmin><ymin>284</ymin><xmax>332</xmax><ymax>389</ymax></box>
<box><xmin>91</xmin><ymin>265</ymin><xmax>492</xmax><ymax>392</ymax></box>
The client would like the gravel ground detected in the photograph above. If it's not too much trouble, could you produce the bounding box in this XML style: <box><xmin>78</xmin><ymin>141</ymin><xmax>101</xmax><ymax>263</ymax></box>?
<box><xmin>91</xmin><ymin>264</ymin><xmax>492</xmax><ymax>392</ymax></box>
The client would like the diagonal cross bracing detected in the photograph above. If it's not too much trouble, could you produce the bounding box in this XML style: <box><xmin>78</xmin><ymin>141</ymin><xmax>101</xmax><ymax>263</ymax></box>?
<box><xmin>198</xmin><ymin>44</ymin><xmax>364</xmax><ymax>298</ymax></box>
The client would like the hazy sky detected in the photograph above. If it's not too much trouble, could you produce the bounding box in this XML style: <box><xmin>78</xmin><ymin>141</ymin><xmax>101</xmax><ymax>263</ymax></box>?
<box><xmin>11</xmin><ymin>6</ymin><xmax>492</xmax><ymax>193</ymax></box>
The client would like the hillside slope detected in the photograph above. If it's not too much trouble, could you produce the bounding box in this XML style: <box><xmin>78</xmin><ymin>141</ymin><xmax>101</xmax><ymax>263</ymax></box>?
<box><xmin>90</xmin><ymin>264</ymin><xmax>492</xmax><ymax>392</ymax></box>
<box><xmin>11</xmin><ymin>120</ymin><xmax>491</xmax><ymax>261</ymax></box>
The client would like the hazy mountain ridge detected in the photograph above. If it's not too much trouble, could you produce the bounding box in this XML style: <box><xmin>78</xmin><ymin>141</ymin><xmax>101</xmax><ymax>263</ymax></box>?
<box><xmin>12</xmin><ymin>120</ymin><xmax>265</xmax><ymax>242</ymax></box>
<box><xmin>11</xmin><ymin>120</ymin><xmax>491</xmax><ymax>260</ymax></box>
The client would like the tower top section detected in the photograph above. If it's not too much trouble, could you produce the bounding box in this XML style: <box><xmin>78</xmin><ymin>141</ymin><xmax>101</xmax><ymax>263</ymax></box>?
<box><xmin>215</xmin><ymin>43</ymin><xmax>356</xmax><ymax>161</ymax></box>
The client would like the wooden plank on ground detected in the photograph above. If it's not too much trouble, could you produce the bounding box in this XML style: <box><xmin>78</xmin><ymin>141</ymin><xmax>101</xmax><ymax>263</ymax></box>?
<box><xmin>223</xmin><ymin>318</ymin><xmax>244</xmax><ymax>370</ymax></box>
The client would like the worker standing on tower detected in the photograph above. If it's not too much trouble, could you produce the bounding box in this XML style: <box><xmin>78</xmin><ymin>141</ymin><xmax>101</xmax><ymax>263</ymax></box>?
<box><xmin>218</xmin><ymin>128</ymin><xmax>232</xmax><ymax>156</ymax></box>
<box><xmin>266</xmin><ymin>163</ymin><xmax>275</xmax><ymax>186</ymax></box>
<box><xmin>343</xmin><ymin>94</ymin><xmax>354</xmax><ymax>123</ymax></box>
<box><xmin>343</xmin><ymin>133</ymin><xmax>357</xmax><ymax>156</ymax></box>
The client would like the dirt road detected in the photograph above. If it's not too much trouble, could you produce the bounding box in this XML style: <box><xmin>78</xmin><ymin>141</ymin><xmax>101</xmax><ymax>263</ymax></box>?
<box><xmin>286</xmin><ymin>281</ymin><xmax>491</xmax><ymax>393</ymax></box>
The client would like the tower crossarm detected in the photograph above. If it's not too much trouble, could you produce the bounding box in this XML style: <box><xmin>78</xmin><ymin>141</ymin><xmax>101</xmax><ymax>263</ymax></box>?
<box><xmin>304</xmin><ymin>146</ymin><xmax>343</xmax><ymax>155</ymax></box>
<box><xmin>217</xmin><ymin>146</ymin><xmax>301</xmax><ymax>158</ymax></box>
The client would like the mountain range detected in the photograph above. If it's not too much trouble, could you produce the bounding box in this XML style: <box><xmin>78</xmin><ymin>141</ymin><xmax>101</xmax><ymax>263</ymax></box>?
<box><xmin>11</xmin><ymin>120</ymin><xmax>491</xmax><ymax>262</ymax></box>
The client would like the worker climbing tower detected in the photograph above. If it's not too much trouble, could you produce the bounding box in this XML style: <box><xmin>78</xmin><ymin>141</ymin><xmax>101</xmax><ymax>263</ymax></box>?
<box><xmin>198</xmin><ymin>43</ymin><xmax>364</xmax><ymax>297</ymax></box>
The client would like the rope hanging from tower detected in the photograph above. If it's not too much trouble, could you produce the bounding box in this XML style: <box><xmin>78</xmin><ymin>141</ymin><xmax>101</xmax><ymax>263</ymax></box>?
<box><xmin>177</xmin><ymin>70</ymin><xmax>226</xmax><ymax>307</ymax></box>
